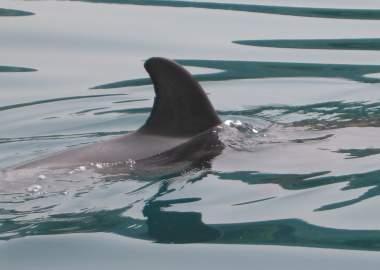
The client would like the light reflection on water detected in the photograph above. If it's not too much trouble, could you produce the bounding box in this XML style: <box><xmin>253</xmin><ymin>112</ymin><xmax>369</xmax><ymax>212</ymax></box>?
<box><xmin>1</xmin><ymin>0</ymin><xmax>380</xmax><ymax>268</ymax></box>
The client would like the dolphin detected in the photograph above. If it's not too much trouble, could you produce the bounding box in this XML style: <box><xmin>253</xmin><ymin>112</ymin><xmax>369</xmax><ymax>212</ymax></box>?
<box><xmin>9</xmin><ymin>57</ymin><xmax>224</xmax><ymax>178</ymax></box>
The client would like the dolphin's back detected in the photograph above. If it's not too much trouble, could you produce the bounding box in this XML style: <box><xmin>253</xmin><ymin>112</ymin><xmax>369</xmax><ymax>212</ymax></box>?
<box><xmin>139</xmin><ymin>57</ymin><xmax>221</xmax><ymax>137</ymax></box>
<box><xmin>10</xmin><ymin>58</ymin><xmax>222</xmax><ymax>172</ymax></box>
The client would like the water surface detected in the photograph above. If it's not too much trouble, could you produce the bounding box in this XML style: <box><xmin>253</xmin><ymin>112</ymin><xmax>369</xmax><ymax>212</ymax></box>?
<box><xmin>1</xmin><ymin>0</ymin><xmax>380</xmax><ymax>269</ymax></box>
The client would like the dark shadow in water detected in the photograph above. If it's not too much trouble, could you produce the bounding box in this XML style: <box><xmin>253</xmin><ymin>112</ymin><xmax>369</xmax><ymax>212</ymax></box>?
<box><xmin>75</xmin><ymin>100</ymin><xmax>149</xmax><ymax>116</ymax></box>
<box><xmin>113</xmin><ymin>98</ymin><xmax>150</xmax><ymax>104</ymax></box>
<box><xmin>0</xmin><ymin>66</ymin><xmax>36</xmax><ymax>72</ymax></box>
<box><xmin>0</xmin><ymin>206</ymin><xmax>149</xmax><ymax>240</ymax></box>
<box><xmin>73</xmin><ymin>0</ymin><xmax>380</xmax><ymax>20</ymax></box>
<box><xmin>232</xmin><ymin>196</ymin><xmax>275</xmax><ymax>206</ymax></box>
<box><xmin>213</xmin><ymin>218</ymin><xmax>380</xmax><ymax>250</ymax></box>
<box><xmin>0</xmin><ymin>8</ymin><xmax>34</xmax><ymax>16</ymax></box>
<box><xmin>215</xmin><ymin>170</ymin><xmax>380</xmax><ymax>211</ymax></box>
<box><xmin>143</xmin><ymin>198</ymin><xmax>221</xmax><ymax>243</ymax></box>
<box><xmin>92</xmin><ymin>60</ymin><xmax>380</xmax><ymax>89</ymax></box>
<box><xmin>234</xmin><ymin>38</ymin><xmax>380</xmax><ymax>51</ymax></box>
<box><xmin>91</xmin><ymin>78</ymin><xmax>151</xmax><ymax>89</ymax></box>
<box><xmin>0</xmin><ymin>131</ymin><xmax>129</xmax><ymax>145</ymax></box>
<box><xmin>74</xmin><ymin>107</ymin><xmax>109</xmax><ymax>115</ymax></box>
<box><xmin>220</xmin><ymin>101</ymin><xmax>380</xmax><ymax>129</ymax></box>
<box><xmin>138</xmin><ymin>178</ymin><xmax>220</xmax><ymax>243</ymax></box>
<box><xmin>1</xmin><ymin>174</ymin><xmax>380</xmax><ymax>250</ymax></box>
<box><xmin>2</xmin><ymin>205</ymin><xmax>380</xmax><ymax>251</ymax></box>
<box><xmin>334</xmin><ymin>148</ymin><xmax>380</xmax><ymax>159</ymax></box>
<box><xmin>0</xmin><ymin>94</ymin><xmax>126</xmax><ymax>112</ymax></box>
<box><xmin>94</xmin><ymin>107</ymin><xmax>151</xmax><ymax>115</ymax></box>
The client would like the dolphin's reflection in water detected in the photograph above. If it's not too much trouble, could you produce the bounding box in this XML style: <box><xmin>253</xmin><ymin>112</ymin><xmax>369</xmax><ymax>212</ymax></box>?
<box><xmin>3</xmin><ymin>178</ymin><xmax>380</xmax><ymax>252</ymax></box>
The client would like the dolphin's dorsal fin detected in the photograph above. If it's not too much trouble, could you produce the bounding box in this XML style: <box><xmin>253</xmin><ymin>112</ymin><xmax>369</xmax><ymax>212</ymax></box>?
<box><xmin>138</xmin><ymin>57</ymin><xmax>221</xmax><ymax>137</ymax></box>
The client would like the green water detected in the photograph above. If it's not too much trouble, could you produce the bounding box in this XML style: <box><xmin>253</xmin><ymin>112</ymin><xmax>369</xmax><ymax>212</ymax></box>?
<box><xmin>1</xmin><ymin>0</ymin><xmax>380</xmax><ymax>269</ymax></box>
<box><xmin>235</xmin><ymin>38</ymin><xmax>380</xmax><ymax>51</ymax></box>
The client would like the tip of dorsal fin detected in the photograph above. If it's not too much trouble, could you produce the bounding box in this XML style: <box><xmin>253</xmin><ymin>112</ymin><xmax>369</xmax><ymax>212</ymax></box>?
<box><xmin>138</xmin><ymin>57</ymin><xmax>221</xmax><ymax>137</ymax></box>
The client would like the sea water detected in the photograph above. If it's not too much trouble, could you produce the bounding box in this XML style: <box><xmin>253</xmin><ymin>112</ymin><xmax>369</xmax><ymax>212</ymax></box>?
<box><xmin>1</xmin><ymin>1</ymin><xmax>380</xmax><ymax>269</ymax></box>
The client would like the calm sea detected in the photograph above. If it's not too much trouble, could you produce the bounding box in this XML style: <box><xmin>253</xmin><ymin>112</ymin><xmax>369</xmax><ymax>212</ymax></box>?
<box><xmin>1</xmin><ymin>0</ymin><xmax>380</xmax><ymax>269</ymax></box>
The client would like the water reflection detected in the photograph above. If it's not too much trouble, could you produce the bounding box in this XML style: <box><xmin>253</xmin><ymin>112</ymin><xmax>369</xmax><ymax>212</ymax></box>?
<box><xmin>1</xmin><ymin>0</ymin><xmax>380</xmax><ymax>260</ymax></box>
<box><xmin>94</xmin><ymin>107</ymin><xmax>151</xmax><ymax>115</ymax></box>
<box><xmin>93</xmin><ymin>60</ymin><xmax>380</xmax><ymax>89</ymax></box>
<box><xmin>335</xmin><ymin>148</ymin><xmax>380</xmax><ymax>159</ymax></box>
<box><xmin>234</xmin><ymin>38</ymin><xmax>380</xmax><ymax>51</ymax></box>
<box><xmin>0</xmin><ymin>206</ymin><xmax>148</xmax><ymax>240</ymax></box>
<box><xmin>0</xmin><ymin>66</ymin><xmax>36</xmax><ymax>72</ymax></box>
<box><xmin>220</xmin><ymin>101</ymin><xmax>380</xmax><ymax>129</ymax></box>
<box><xmin>2</xmin><ymin>196</ymin><xmax>380</xmax><ymax>251</ymax></box>
<box><xmin>74</xmin><ymin>0</ymin><xmax>380</xmax><ymax>20</ymax></box>
<box><xmin>0</xmin><ymin>94</ymin><xmax>126</xmax><ymax>112</ymax></box>
<box><xmin>214</xmin><ymin>218</ymin><xmax>380</xmax><ymax>250</ymax></box>
<box><xmin>0</xmin><ymin>131</ymin><xmax>129</xmax><ymax>144</ymax></box>
<box><xmin>215</xmin><ymin>170</ymin><xmax>380</xmax><ymax>211</ymax></box>
<box><xmin>143</xmin><ymin>198</ymin><xmax>220</xmax><ymax>243</ymax></box>
<box><xmin>0</xmin><ymin>8</ymin><xmax>34</xmax><ymax>16</ymax></box>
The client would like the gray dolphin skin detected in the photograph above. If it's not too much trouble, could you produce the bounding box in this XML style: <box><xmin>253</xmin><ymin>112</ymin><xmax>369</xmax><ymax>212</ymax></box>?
<box><xmin>15</xmin><ymin>57</ymin><xmax>223</xmax><ymax>173</ymax></box>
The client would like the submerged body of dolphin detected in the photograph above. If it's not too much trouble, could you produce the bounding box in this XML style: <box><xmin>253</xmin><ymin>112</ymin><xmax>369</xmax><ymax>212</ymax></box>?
<box><xmin>6</xmin><ymin>57</ymin><xmax>224</xmax><ymax>181</ymax></box>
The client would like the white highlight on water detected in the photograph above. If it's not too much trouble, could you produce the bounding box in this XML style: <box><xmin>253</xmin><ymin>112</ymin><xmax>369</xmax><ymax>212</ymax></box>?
<box><xmin>95</xmin><ymin>163</ymin><xmax>103</xmax><ymax>169</ymax></box>
<box><xmin>66</xmin><ymin>160</ymin><xmax>137</xmax><ymax>175</ymax></box>
<box><xmin>93</xmin><ymin>160</ymin><xmax>136</xmax><ymax>170</ymax></box>
<box><xmin>27</xmin><ymin>184</ymin><xmax>42</xmax><ymax>193</ymax></box>
<box><xmin>224</xmin><ymin>119</ymin><xmax>259</xmax><ymax>133</ymax></box>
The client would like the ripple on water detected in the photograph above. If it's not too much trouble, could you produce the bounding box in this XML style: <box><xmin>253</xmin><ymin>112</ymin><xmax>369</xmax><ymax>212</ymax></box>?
<box><xmin>234</xmin><ymin>38</ymin><xmax>380</xmax><ymax>51</ymax></box>
<box><xmin>92</xmin><ymin>60</ymin><xmax>380</xmax><ymax>89</ymax></box>
<box><xmin>0</xmin><ymin>66</ymin><xmax>37</xmax><ymax>72</ymax></box>
<box><xmin>1</xmin><ymin>0</ymin><xmax>380</xmax><ymax>265</ymax></box>
<box><xmin>0</xmin><ymin>8</ymin><xmax>34</xmax><ymax>16</ymax></box>
<box><xmin>73</xmin><ymin>0</ymin><xmax>380</xmax><ymax>20</ymax></box>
